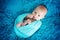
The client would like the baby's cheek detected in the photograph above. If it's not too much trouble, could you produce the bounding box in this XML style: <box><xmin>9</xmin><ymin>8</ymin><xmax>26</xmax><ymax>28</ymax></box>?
<box><xmin>37</xmin><ymin>16</ymin><xmax>41</xmax><ymax>20</ymax></box>
<box><xmin>35</xmin><ymin>17</ymin><xmax>39</xmax><ymax>20</ymax></box>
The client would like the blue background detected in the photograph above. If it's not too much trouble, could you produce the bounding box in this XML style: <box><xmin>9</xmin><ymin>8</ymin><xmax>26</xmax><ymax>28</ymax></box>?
<box><xmin>0</xmin><ymin>0</ymin><xmax>60</xmax><ymax>40</ymax></box>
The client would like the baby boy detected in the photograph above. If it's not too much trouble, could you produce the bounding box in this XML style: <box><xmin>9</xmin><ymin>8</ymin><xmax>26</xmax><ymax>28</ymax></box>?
<box><xmin>17</xmin><ymin>5</ymin><xmax>47</xmax><ymax>27</ymax></box>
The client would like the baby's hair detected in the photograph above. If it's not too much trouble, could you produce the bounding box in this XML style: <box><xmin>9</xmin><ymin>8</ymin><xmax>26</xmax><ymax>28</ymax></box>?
<box><xmin>39</xmin><ymin>4</ymin><xmax>48</xmax><ymax>10</ymax></box>
<box><xmin>33</xmin><ymin>4</ymin><xmax>48</xmax><ymax>12</ymax></box>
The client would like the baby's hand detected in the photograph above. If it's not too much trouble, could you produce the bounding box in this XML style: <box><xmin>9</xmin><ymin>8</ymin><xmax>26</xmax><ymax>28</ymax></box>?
<box><xmin>21</xmin><ymin>19</ymin><xmax>31</xmax><ymax>26</ymax></box>
<box><xmin>27</xmin><ymin>19</ymin><xmax>31</xmax><ymax>24</ymax></box>
<box><xmin>16</xmin><ymin>22</ymin><xmax>22</xmax><ymax>27</ymax></box>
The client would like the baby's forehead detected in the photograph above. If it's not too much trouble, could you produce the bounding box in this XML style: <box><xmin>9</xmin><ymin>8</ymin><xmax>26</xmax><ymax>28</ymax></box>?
<box><xmin>35</xmin><ymin>6</ymin><xmax>47</xmax><ymax>12</ymax></box>
<box><xmin>36</xmin><ymin>6</ymin><xmax>46</xmax><ymax>10</ymax></box>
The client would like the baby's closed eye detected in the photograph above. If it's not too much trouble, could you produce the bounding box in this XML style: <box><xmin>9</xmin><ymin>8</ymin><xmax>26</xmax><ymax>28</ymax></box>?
<box><xmin>38</xmin><ymin>15</ymin><xmax>40</xmax><ymax>16</ymax></box>
<box><xmin>34</xmin><ymin>12</ymin><xmax>37</xmax><ymax>14</ymax></box>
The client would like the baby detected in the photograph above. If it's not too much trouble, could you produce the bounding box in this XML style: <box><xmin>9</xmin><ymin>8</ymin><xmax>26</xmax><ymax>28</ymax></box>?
<box><xmin>17</xmin><ymin>5</ymin><xmax>47</xmax><ymax>27</ymax></box>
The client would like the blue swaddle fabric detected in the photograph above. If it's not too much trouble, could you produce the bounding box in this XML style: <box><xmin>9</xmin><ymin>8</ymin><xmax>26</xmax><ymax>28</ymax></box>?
<box><xmin>14</xmin><ymin>13</ymin><xmax>42</xmax><ymax>38</ymax></box>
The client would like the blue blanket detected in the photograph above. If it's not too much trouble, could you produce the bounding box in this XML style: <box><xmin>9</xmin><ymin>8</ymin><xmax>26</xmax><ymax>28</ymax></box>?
<box><xmin>14</xmin><ymin>13</ymin><xmax>42</xmax><ymax>38</ymax></box>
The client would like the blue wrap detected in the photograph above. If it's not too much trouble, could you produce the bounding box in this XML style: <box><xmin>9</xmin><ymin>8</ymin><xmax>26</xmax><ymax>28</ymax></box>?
<box><xmin>14</xmin><ymin>13</ymin><xmax>42</xmax><ymax>38</ymax></box>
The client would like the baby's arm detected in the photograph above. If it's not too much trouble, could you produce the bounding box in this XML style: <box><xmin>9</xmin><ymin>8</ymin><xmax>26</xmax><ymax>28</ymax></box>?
<box><xmin>16</xmin><ymin>14</ymin><xmax>33</xmax><ymax>27</ymax></box>
<box><xmin>16</xmin><ymin>22</ymin><xmax>23</xmax><ymax>27</ymax></box>
<box><xmin>21</xmin><ymin>19</ymin><xmax>32</xmax><ymax>26</ymax></box>
<box><xmin>16</xmin><ymin>19</ymin><xmax>31</xmax><ymax>27</ymax></box>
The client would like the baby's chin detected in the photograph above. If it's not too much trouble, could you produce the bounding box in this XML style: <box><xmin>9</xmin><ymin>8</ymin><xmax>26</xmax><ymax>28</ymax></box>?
<box><xmin>35</xmin><ymin>18</ymin><xmax>40</xmax><ymax>20</ymax></box>
<box><xmin>35</xmin><ymin>18</ymin><xmax>43</xmax><ymax>20</ymax></box>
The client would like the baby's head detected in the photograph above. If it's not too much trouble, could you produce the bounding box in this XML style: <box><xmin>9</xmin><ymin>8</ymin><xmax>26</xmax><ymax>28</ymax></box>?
<box><xmin>32</xmin><ymin>5</ymin><xmax>47</xmax><ymax>20</ymax></box>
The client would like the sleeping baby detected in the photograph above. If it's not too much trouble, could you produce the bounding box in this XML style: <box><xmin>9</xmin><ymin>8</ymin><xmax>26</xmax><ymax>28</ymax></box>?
<box><xmin>16</xmin><ymin>5</ymin><xmax>47</xmax><ymax>27</ymax></box>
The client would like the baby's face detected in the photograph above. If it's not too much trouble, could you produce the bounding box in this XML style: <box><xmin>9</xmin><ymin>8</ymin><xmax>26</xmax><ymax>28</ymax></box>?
<box><xmin>32</xmin><ymin>6</ymin><xmax>47</xmax><ymax>20</ymax></box>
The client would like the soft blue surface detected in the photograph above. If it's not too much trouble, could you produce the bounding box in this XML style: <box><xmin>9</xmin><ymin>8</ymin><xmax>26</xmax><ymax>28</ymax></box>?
<box><xmin>14</xmin><ymin>13</ymin><xmax>42</xmax><ymax>38</ymax></box>
<box><xmin>0</xmin><ymin>0</ymin><xmax>60</xmax><ymax>40</ymax></box>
